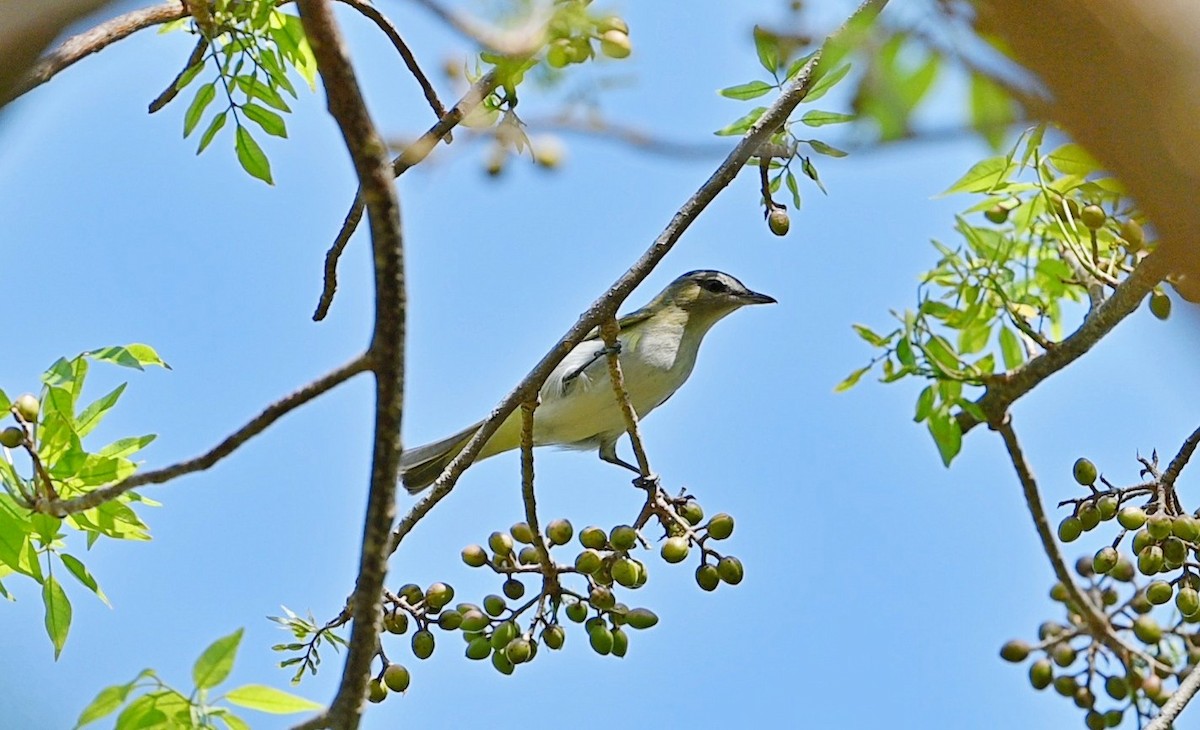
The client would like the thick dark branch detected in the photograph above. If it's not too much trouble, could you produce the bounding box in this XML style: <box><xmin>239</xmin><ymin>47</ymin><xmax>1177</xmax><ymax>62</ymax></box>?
<box><xmin>387</xmin><ymin>0</ymin><xmax>892</xmax><ymax>554</ymax></box>
<box><xmin>148</xmin><ymin>36</ymin><xmax>208</xmax><ymax>113</ymax></box>
<box><xmin>1162</xmin><ymin>424</ymin><xmax>1200</xmax><ymax>493</ymax></box>
<box><xmin>313</xmin><ymin>72</ymin><xmax>498</xmax><ymax>320</ymax></box>
<box><xmin>957</xmin><ymin>252</ymin><xmax>1168</xmax><ymax>434</ymax></box>
<box><xmin>9</xmin><ymin>2</ymin><xmax>188</xmax><ymax>102</ymax></box>
<box><xmin>41</xmin><ymin>355</ymin><xmax>370</xmax><ymax>516</ymax></box>
<box><xmin>333</xmin><ymin>0</ymin><xmax>447</xmax><ymax>123</ymax></box>
<box><xmin>295</xmin><ymin>1</ymin><xmax>405</xmax><ymax>728</ymax></box>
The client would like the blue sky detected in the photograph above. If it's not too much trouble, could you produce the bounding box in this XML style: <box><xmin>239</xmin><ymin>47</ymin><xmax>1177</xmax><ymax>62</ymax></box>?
<box><xmin>2</xmin><ymin>1</ymin><xmax>1198</xmax><ymax>728</ymax></box>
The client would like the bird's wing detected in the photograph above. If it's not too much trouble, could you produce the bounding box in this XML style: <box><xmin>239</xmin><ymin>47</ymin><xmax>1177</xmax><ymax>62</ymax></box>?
<box><xmin>580</xmin><ymin>306</ymin><xmax>655</xmax><ymax>342</ymax></box>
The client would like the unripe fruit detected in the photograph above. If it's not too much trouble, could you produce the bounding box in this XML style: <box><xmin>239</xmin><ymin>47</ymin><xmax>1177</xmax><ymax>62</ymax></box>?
<box><xmin>518</xmin><ymin>546</ymin><xmax>540</xmax><ymax>565</ymax></box>
<box><xmin>767</xmin><ymin>208</ymin><xmax>790</xmax><ymax>236</ymax></box>
<box><xmin>1077</xmin><ymin>503</ymin><xmax>1101</xmax><ymax>531</ymax></box>
<box><xmin>625</xmin><ymin>608</ymin><xmax>658</xmax><ymax>630</ymax></box>
<box><xmin>611</xmin><ymin>627</ymin><xmax>629</xmax><ymax>657</ymax></box>
<box><xmin>1111</xmin><ymin>556</ymin><xmax>1136</xmax><ymax>582</ymax></box>
<box><xmin>611</xmin><ymin>557</ymin><xmax>640</xmax><ymax>588</ymax></box>
<box><xmin>1102</xmin><ymin>710</ymin><xmax>1123</xmax><ymax>728</ymax></box>
<box><xmin>13</xmin><ymin>394</ymin><xmax>38</xmax><ymax>423</ymax></box>
<box><xmin>1129</xmin><ymin>592</ymin><xmax>1153</xmax><ymax>614</ymax></box>
<box><xmin>1120</xmin><ymin>219</ymin><xmax>1145</xmax><ymax>249</ymax></box>
<box><xmin>1104</xmin><ymin>675</ymin><xmax>1128</xmax><ymax>700</ymax></box>
<box><xmin>680</xmin><ymin>500</ymin><xmax>704</xmax><ymax>526</ymax></box>
<box><xmin>1097</xmin><ymin>495</ymin><xmax>1119</xmax><ymax>521</ymax></box>
<box><xmin>546</xmin><ymin>518</ymin><xmax>573</xmax><ymax>546</ymax></box>
<box><xmin>565</xmin><ymin>601</ymin><xmax>587</xmax><ymax>623</ymax></box>
<box><xmin>1053</xmin><ymin>675</ymin><xmax>1077</xmax><ymax>697</ymax></box>
<box><xmin>595</xmin><ymin>16</ymin><xmax>629</xmax><ymax>34</ymax></box>
<box><xmin>491</xmin><ymin>647</ymin><xmax>514</xmax><ymax>675</ymax></box>
<box><xmin>1057</xmin><ymin>516</ymin><xmax>1083</xmax><ymax>543</ymax></box>
<box><xmin>425</xmin><ymin>582</ymin><xmax>454</xmax><ymax>610</ymax></box>
<box><xmin>696</xmin><ymin>564</ymin><xmax>720</xmax><ymax>592</ymax></box>
<box><xmin>542</xmin><ymin>624</ymin><xmax>565</xmax><ymax>650</ymax></box>
<box><xmin>589</xmin><ymin>624</ymin><xmax>614</xmax><ymax>654</ymax></box>
<box><xmin>1118</xmin><ymin>507</ymin><xmax>1147</xmax><ymax>530</ymax></box>
<box><xmin>412</xmin><ymin>630</ymin><xmax>435</xmax><ymax>659</ymax></box>
<box><xmin>0</xmin><ymin>427</ymin><xmax>23</xmax><ymax>448</ymax></box>
<box><xmin>1138</xmin><ymin>545</ymin><xmax>1164</xmax><ymax>575</ymax></box>
<box><xmin>466</xmin><ymin>637</ymin><xmax>491</xmax><ymax>660</ymax></box>
<box><xmin>1102</xmin><ymin>587</ymin><xmax>1119</xmax><ymax>606</ymax></box>
<box><xmin>1051</xmin><ymin>643</ymin><xmax>1076</xmax><ymax>667</ymax></box>
<box><xmin>575</xmin><ymin>548</ymin><xmax>603</xmax><ymax>575</ymax></box>
<box><xmin>1049</xmin><ymin>582</ymin><xmax>1070</xmax><ymax>603</ymax></box>
<box><xmin>1132</xmin><ymin>529</ymin><xmax>1154</xmax><ymax>554</ymax></box>
<box><xmin>483</xmin><ymin>594</ymin><xmax>506</xmax><ymax>617</ymax></box>
<box><xmin>383</xmin><ymin>663</ymin><xmax>410</xmax><ymax>692</ymax></box>
<box><xmin>661</xmin><ymin>536</ymin><xmax>689</xmax><ymax>563</ymax></box>
<box><xmin>462</xmin><ymin>544</ymin><xmax>488</xmax><ymax>567</ymax></box>
<box><xmin>546</xmin><ymin>40</ymin><xmax>571</xmax><ymax>69</ymax></box>
<box><xmin>717</xmin><ymin>556</ymin><xmax>744</xmax><ymax>585</ymax></box>
<box><xmin>609</xmin><ymin>525</ymin><xmax>638</xmax><ymax>551</ymax></box>
<box><xmin>1148</xmin><ymin>514</ymin><xmax>1174</xmax><ymax>540</ymax></box>
<box><xmin>598</xmin><ymin>30</ymin><xmax>632</xmax><ymax>59</ymax></box>
<box><xmin>580</xmin><ymin>526</ymin><xmax>607</xmax><ymax>550</ymax></box>
<box><xmin>1073</xmin><ymin>458</ymin><xmax>1098</xmax><ymax>486</ymax></box>
<box><xmin>510</xmin><ymin>521</ymin><xmax>534</xmax><ymax>544</ymax></box>
<box><xmin>1038</xmin><ymin>621</ymin><xmax>1065</xmax><ymax>640</ymax></box>
<box><xmin>1073</xmin><ymin>686</ymin><xmax>1095</xmax><ymax>709</ymax></box>
<box><xmin>1178</xmin><ymin>586</ymin><xmax>1200</xmax><ymax>616</ymax></box>
<box><xmin>1133</xmin><ymin>615</ymin><xmax>1163</xmax><ymax>644</ymax></box>
<box><xmin>1147</xmin><ymin>581</ymin><xmax>1174</xmax><ymax>606</ymax></box>
<box><xmin>1029</xmin><ymin>658</ymin><xmax>1053</xmax><ymax>690</ymax></box>
<box><xmin>489</xmin><ymin>531</ymin><xmax>514</xmax><ymax>556</ymax></box>
<box><xmin>398</xmin><ymin>583</ymin><xmax>423</xmax><ymax>605</ymax></box>
<box><xmin>384</xmin><ymin>611</ymin><xmax>409</xmax><ymax>635</ymax></box>
<box><xmin>1084</xmin><ymin>711</ymin><xmax>1105</xmax><ymax>730</ymax></box>
<box><xmin>437</xmin><ymin>610</ymin><xmax>463</xmax><ymax>631</ymax></box>
<box><xmin>1080</xmin><ymin>205</ymin><xmax>1106</xmax><ymax>230</ymax></box>
<box><xmin>505</xmin><ymin>637</ymin><xmax>532</xmax><ymax>664</ymax></box>
<box><xmin>1176</xmin><ymin>515</ymin><xmax>1200</xmax><ymax>541</ymax></box>
<box><xmin>1000</xmin><ymin>639</ymin><xmax>1030</xmax><ymax>662</ymax></box>
<box><xmin>368</xmin><ymin>678</ymin><xmax>387</xmax><ymax>703</ymax></box>
<box><xmin>1093</xmin><ymin>547</ymin><xmax>1118</xmax><ymax>574</ymax></box>
<box><xmin>491</xmin><ymin>621</ymin><xmax>518</xmax><ymax>650</ymax></box>
<box><xmin>503</xmin><ymin>578</ymin><xmax>525</xmax><ymax>600</ymax></box>
<box><xmin>1165</xmin><ymin>536</ymin><xmax>1188</xmax><ymax>564</ymax></box>
<box><xmin>1150</xmin><ymin>290</ymin><xmax>1171</xmax><ymax>320</ymax></box>
<box><xmin>984</xmin><ymin>205</ymin><xmax>1008</xmax><ymax>224</ymax></box>
<box><xmin>589</xmin><ymin>585</ymin><xmax>616</xmax><ymax>610</ymax></box>
<box><xmin>460</xmin><ymin>609</ymin><xmax>489</xmax><ymax>632</ymax></box>
<box><xmin>707</xmin><ymin>513</ymin><xmax>735</xmax><ymax>540</ymax></box>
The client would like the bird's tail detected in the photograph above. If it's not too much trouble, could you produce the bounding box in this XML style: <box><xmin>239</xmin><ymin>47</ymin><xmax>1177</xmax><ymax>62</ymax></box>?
<box><xmin>399</xmin><ymin>420</ymin><xmax>484</xmax><ymax>495</ymax></box>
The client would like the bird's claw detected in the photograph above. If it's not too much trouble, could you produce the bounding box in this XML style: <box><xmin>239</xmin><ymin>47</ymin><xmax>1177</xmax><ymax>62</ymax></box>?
<box><xmin>633</xmin><ymin>473</ymin><xmax>660</xmax><ymax>489</ymax></box>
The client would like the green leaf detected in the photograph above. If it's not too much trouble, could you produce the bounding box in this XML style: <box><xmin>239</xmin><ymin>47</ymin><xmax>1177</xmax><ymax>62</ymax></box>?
<box><xmin>1046</xmin><ymin>143</ymin><xmax>1100</xmax><ymax>176</ymax></box>
<box><xmin>224</xmin><ymin>684</ymin><xmax>323</xmax><ymax>714</ymax></box>
<box><xmin>60</xmin><ymin>553</ymin><xmax>110</xmax><ymax>607</ymax></box>
<box><xmin>785</xmin><ymin>51</ymin><xmax>818</xmax><ymax>80</ymax></box>
<box><xmin>97</xmin><ymin>434</ymin><xmax>157</xmax><ymax>459</ymax></box>
<box><xmin>236</xmin><ymin>75</ymin><xmax>292</xmax><ymax>112</ymax></box>
<box><xmin>958</xmin><ymin>322</ymin><xmax>992</xmax><ymax>356</ymax></box>
<box><xmin>184</xmin><ymin>82</ymin><xmax>217</xmax><ymax>137</ymax></box>
<box><xmin>924</xmin><ymin>335</ymin><xmax>962</xmax><ymax>374</ymax></box>
<box><xmin>969</xmin><ymin>71</ymin><xmax>1015</xmax><ymax>150</ymax></box>
<box><xmin>895</xmin><ymin>337</ymin><xmax>915</xmax><ymax>367</ymax></box>
<box><xmin>940</xmin><ymin>156</ymin><xmax>1012</xmax><ymax>196</ymax></box>
<box><xmin>242</xmin><ymin>103</ymin><xmax>288</xmax><ymax>138</ymax></box>
<box><xmin>219</xmin><ymin>714</ymin><xmax>252</xmax><ymax>730</ymax></box>
<box><xmin>714</xmin><ymin>106</ymin><xmax>767</xmax><ymax>136</ymax></box>
<box><xmin>235</xmin><ymin>126</ymin><xmax>274</xmax><ymax>185</ymax></box>
<box><xmin>194</xmin><ymin>628</ymin><xmax>243</xmax><ymax>690</ymax></box>
<box><xmin>998</xmin><ymin>326</ymin><xmax>1025</xmax><ymax>370</ymax></box>
<box><xmin>800</xmin><ymin>110</ymin><xmax>855</xmax><ymax>127</ymax></box>
<box><xmin>719</xmin><ymin>80</ymin><xmax>774</xmax><ymax>101</ymax></box>
<box><xmin>801</xmin><ymin>157</ymin><xmax>826</xmax><ymax>194</ymax></box>
<box><xmin>784</xmin><ymin>170</ymin><xmax>802</xmax><ymax>209</ymax></box>
<box><xmin>43</xmin><ymin>576</ymin><xmax>72</xmax><ymax>658</ymax></box>
<box><xmin>852</xmin><ymin>324</ymin><xmax>888</xmax><ymax>347</ymax></box>
<box><xmin>807</xmin><ymin>139</ymin><xmax>848</xmax><ymax>157</ymax></box>
<box><xmin>87</xmin><ymin>344</ymin><xmax>169</xmax><ymax>371</ymax></box>
<box><xmin>197</xmin><ymin>110</ymin><xmax>228</xmax><ymax>154</ymax></box>
<box><xmin>75</xmin><ymin>383</ymin><xmax>126</xmax><ymax>439</ymax></box>
<box><xmin>752</xmin><ymin>26</ymin><xmax>779</xmax><ymax>73</ymax></box>
<box><xmin>834</xmin><ymin>366</ymin><xmax>870</xmax><ymax>393</ymax></box>
<box><xmin>75</xmin><ymin>678</ymin><xmax>138</xmax><ymax>727</ymax></box>
<box><xmin>174</xmin><ymin>61</ymin><xmax>207</xmax><ymax>92</ymax></box>
<box><xmin>927</xmin><ymin>411</ymin><xmax>963</xmax><ymax>467</ymax></box>
<box><xmin>803</xmin><ymin>63</ymin><xmax>850</xmax><ymax>103</ymax></box>
<box><xmin>0</xmin><ymin>388</ymin><xmax>9</xmax><ymax>412</ymax></box>
<box><xmin>913</xmin><ymin>386</ymin><xmax>935</xmax><ymax>423</ymax></box>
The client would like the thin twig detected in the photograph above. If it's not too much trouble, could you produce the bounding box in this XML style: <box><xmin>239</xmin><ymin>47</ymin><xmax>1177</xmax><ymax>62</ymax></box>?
<box><xmin>519</xmin><ymin>400</ymin><xmax>558</xmax><ymax>586</ymax></box>
<box><xmin>39</xmin><ymin>355</ymin><xmax>370</xmax><ymax>516</ymax></box>
<box><xmin>294</xmin><ymin>1</ymin><xmax>406</xmax><ymax>728</ymax></box>
<box><xmin>478</xmin><ymin>113</ymin><xmax>729</xmax><ymax>159</ymax></box>
<box><xmin>9</xmin><ymin>2</ymin><xmax>189</xmax><ymax>103</ymax></box>
<box><xmin>956</xmin><ymin>252</ymin><xmax>1168</xmax><ymax>434</ymax></box>
<box><xmin>313</xmin><ymin>72</ymin><xmax>499</xmax><ymax>321</ymax></box>
<box><xmin>405</xmin><ymin>0</ymin><xmax>546</xmax><ymax>56</ymax></box>
<box><xmin>599</xmin><ymin>318</ymin><xmax>651</xmax><ymax>477</ymax></box>
<box><xmin>1161</xmin><ymin>425</ymin><xmax>1200</xmax><ymax>493</ymax></box>
<box><xmin>148</xmin><ymin>37</ymin><xmax>209</xmax><ymax>114</ymax></box>
<box><xmin>386</xmin><ymin>0</ymin><xmax>892</xmax><ymax>555</ymax></box>
<box><xmin>333</xmin><ymin>0</ymin><xmax>448</xmax><ymax>124</ymax></box>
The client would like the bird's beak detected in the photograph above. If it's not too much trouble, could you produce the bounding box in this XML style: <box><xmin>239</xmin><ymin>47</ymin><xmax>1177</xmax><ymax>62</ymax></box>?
<box><xmin>740</xmin><ymin>289</ymin><xmax>777</xmax><ymax>305</ymax></box>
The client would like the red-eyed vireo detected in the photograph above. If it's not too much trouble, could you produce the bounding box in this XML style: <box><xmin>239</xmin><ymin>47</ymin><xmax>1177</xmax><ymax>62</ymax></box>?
<box><xmin>400</xmin><ymin>270</ymin><xmax>775</xmax><ymax>493</ymax></box>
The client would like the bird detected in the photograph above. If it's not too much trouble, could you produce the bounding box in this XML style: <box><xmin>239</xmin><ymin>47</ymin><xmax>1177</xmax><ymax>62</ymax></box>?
<box><xmin>399</xmin><ymin>270</ymin><xmax>776</xmax><ymax>494</ymax></box>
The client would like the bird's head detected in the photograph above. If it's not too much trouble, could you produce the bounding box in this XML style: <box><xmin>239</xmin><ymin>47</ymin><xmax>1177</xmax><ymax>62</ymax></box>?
<box><xmin>651</xmin><ymin>269</ymin><xmax>776</xmax><ymax>327</ymax></box>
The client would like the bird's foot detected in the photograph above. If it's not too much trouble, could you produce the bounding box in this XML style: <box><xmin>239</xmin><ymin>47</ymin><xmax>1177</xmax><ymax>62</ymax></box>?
<box><xmin>601</xmin><ymin>342</ymin><xmax>622</xmax><ymax>356</ymax></box>
<box><xmin>632</xmin><ymin>473</ymin><xmax>660</xmax><ymax>490</ymax></box>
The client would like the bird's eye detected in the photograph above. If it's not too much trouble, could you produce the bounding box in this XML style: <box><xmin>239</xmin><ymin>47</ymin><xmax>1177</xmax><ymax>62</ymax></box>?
<box><xmin>700</xmin><ymin>279</ymin><xmax>728</xmax><ymax>294</ymax></box>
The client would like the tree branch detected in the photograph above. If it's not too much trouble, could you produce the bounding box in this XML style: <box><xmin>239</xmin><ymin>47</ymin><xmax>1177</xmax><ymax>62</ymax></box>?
<box><xmin>8</xmin><ymin>2</ymin><xmax>188</xmax><ymax>103</ymax></box>
<box><xmin>39</xmin><ymin>355</ymin><xmax>370</xmax><ymax>516</ymax></box>
<box><xmin>147</xmin><ymin>36</ymin><xmax>208</xmax><ymax>113</ymax></box>
<box><xmin>405</xmin><ymin>0</ymin><xmax>545</xmax><ymax>56</ymax></box>
<box><xmin>294</xmin><ymin>0</ymin><xmax>406</xmax><ymax>728</ymax></box>
<box><xmin>1147</xmin><ymin>665</ymin><xmax>1200</xmax><ymax>730</ymax></box>
<box><xmin>1161</xmin><ymin>424</ymin><xmax>1200</xmax><ymax>494</ymax></box>
<box><xmin>519</xmin><ymin>401</ymin><xmax>557</xmax><ymax>585</ymax></box>
<box><xmin>956</xmin><ymin>252</ymin><xmax>1168</xmax><ymax>435</ymax></box>
<box><xmin>600</xmin><ymin>318</ymin><xmax>652</xmax><ymax>477</ymax></box>
<box><xmin>387</xmin><ymin>0</ymin><xmax>892</xmax><ymax>555</ymax></box>
<box><xmin>313</xmin><ymin>72</ymin><xmax>498</xmax><ymax>321</ymax></box>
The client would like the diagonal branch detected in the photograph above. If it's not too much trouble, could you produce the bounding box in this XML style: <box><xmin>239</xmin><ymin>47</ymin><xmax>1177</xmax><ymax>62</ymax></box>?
<box><xmin>294</xmin><ymin>0</ymin><xmax>406</xmax><ymax>728</ymax></box>
<box><xmin>40</xmin><ymin>355</ymin><xmax>370</xmax><ymax>516</ymax></box>
<box><xmin>600</xmin><ymin>318</ymin><xmax>652</xmax><ymax>478</ymax></box>
<box><xmin>956</xmin><ymin>252</ymin><xmax>1168</xmax><ymax>434</ymax></box>
<box><xmin>1147</xmin><ymin>665</ymin><xmax>1200</xmax><ymax>730</ymax></box>
<box><xmin>387</xmin><ymin>0</ymin><xmax>892</xmax><ymax>555</ymax></box>
<box><xmin>1161</xmin><ymin>424</ymin><xmax>1200</xmax><ymax>494</ymax></box>
<box><xmin>313</xmin><ymin>72</ymin><xmax>498</xmax><ymax>321</ymax></box>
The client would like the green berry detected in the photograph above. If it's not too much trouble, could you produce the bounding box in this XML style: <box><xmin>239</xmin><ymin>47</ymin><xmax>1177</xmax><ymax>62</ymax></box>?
<box><xmin>1029</xmin><ymin>658</ymin><xmax>1053</xmax><ymax>690</ymax></box>
<box><xmin>1078</xmin><ymin>503</ymin><xmax>1101</xmax><ymax>531</ymax></box>
<box><xmin>984</xmin><ymin>205</ymin><xmax>1009</xmax><ymax>224</ymax></box>
<box><xmin>425</xmin><ymin>582</ymin><xmax>453</xmax><ymax>610</ymax></box>
<box><xmin>383</xmin><ymin>663</ymin><xmax>410</xmax><ymax>692</ymax></box>
<box><xmin>491</xmin><ymin>647</ymin><xmax>514</xmax><ymax>675</ymax></box>
<box><xmin>1073</xmin><ymin>686</ymin><xmax>1095</xmax><ymax>709</ymax></box>
<box><xmin>1000</xmin><ymin>639</ymin><xmax>1030</xmax><ymax>662</ymax></box>
<box><xmin>717</xmin><ymin>556</ymin><xmax>744</xmax><ymax>585</ymax></box>
<box><xmin>1057</xmin><ymin>516</ymin><xmax>1083</xmax><ymax>543</ymax></box>
<box><xmin>460</xmin><ymin>609</ymin><xmax>489</xmax><ymax>632</ymax></box>
<box><xmin>1102</xmin><ymin>709</ymin><xmax>1123</xmax><ymax>728</ymax></box>
<box><xmin>1073</xmin><ymin>458</ymin><xmax>1098</xmax><ymax>486</ymax></box>
<box><xmin>1084</xmin><ymin>712</ymin><xmax>1105</xmax><ymax>730</ymax></box>
<box><xmin>707</xmin><ymin>513</ymin><xmax>735</xmax><ymax>540</ymax></box>
<box><xmin>609</xmin><ymin>525</ymin><xmax>638</xmax><ymax>551</ymax></box>
<box><xmin>1053</xmin><ymin>675</ymin><xmax>1077</xmax><ymax>697</ymax></box>
<box><xmin>489</xmin><ymin>531</ymin><xmax>514</xmax><ymax>556</ymax></box>
<box><xmin>0</xmin><ymin>427</ymin><xmax>22</xmax><ymax>449</ymax></box>
<box><xmin>611</xmin><ymin>627</ymin><xmax>629</xmax><ymax>657</ymax></box>
<box><xmin>625</xmin><ymin>608</ymin><xmax>658</xmax><ymax>630</ymax></box>
<box><xmin>13</xmin><ymin>394</ymin><xmax>38</xmax><ymax>423</ymax></box>
<box><xmin>1132</xmin><ymin>528</ymin><xmax>1154</xmax><ymax>554</ymax></box>
<box><xmin>1179</xmin><ymin>587</ymin><xmax>1200</xmax><ymax>616</ymax></box>
<box><xmin>1133</xmin><ymin>615</ymin><xmax>1163</xmax><ymax>644</ymax></box>
<box><xmin>490</xmin><ymin>621</ymin><xmax>517</xmax><ymax>650</ymax></box>
<box><xmin>1051</xmin><ymin>643</ymin><xmax>1076</xmax><ymax>667</ymax></box>
<box><xmin>1096</xmin><ymin>495</ymin><xmax>1119</xmax><ymax>521</ymax></box>
<box><xmin>1175</xmin><ymin>515</ymin><xmax>1200</xmax><ymax>541</ymax></box>
<box><xmin>1165</xmin><ymin>536</ymin><xmax>1188</xmax><ymax>564</ymax></box>
<box><xmin>510</xmin><ymin>521</ymin><xmax>534</xmax><ymax>544</ymax></box>
<box><xmin>1150</xmin><ymin>290</ymin><xmax>1171</xmax><ymax>320</ymax></box>
<box><xmin>1120</xmin><ymin>219</ymin><xmax>1145</xmax><ymax>248</ymax></box>
<box><xmin>1138</xmin><ymin>545</ymin><xmax>1164</xmax><ymax>575</ymax></box>
<box><xmin>1110</xmin><ymin>556</ymin><xmax>1136</xmax><ymax>582</ymax></box>
<box><xmin>1049</xmin><ymin>582</ymin><xmax>1070</xmax><ymax>602</ymax></box>
<box><xmin>466</xmin><ymin>637</ymin><xmax>491</xmax><ymax>660</ymax></box>
<box><xmin>367</xmin><ymin>678</ymin><xmax>387</xmax><ymax>703</ymax></box>
<box><xmin>588</xmin><ymin>624</ymin><xmax>614</xmax><ymax>654</ymax></box>
<box><xmin>461</xmin><ymin>544</ymin><xmax>488</xmax><ymax>568</ymax></box>
<box><xmin>384</xmin><ymin>610</ymin><xmax>409</xmax><ymax>635</ymax></box>
<box><xmin>598</xmin><ymin>30</ymin><xmax>632</xmax><ymax>59</ymax></box>
<box><xmin>518</xmin><ymin>546</ymin><xmax>540</xmax><ymax>565</ymax></box>
<box><xmin>680</xmin><ymin>500</ymin><xmax>704</xmax><ymax>526</ymax></box>
<box><xmin>574</xmin><ymin>548</ymin><xmax>603</xmax><ymax>574</ymax></box>
<box><xmin>1129</xmin><ymin>592</ymin><xmax>1153</xmax><ymax>614</ymax></box>
<box><xmin>546</xmin><ymin>518</ymin><xmax>573</xmax><ymax>546</ymax></box>
<box><xmin>1080</xmin><ymin>204</ymin><xmax>1106</xmax><ymax>230</ymax></box>
<box><xmin>542</xmin><ymin>624</ymin><xmax>565</xmax><ymax>650</ymax></box>
<box><xmin>1092</xmin><ymin>546</ymin><xmax>1118</xmax><ymax>574</ymax></box>
<box><xmin>1148</xmin><ymin>514</ymin><xmax>1174</xmax><ymax>540</ymax></box>
<box><xmin>437</xmin><ymin>610</ymin><xmax>463</xmax><ymax>631</ymax></box>
<box><xmin>661</xmin><ymin>536</ymin><xmax>690</xmax><ymax>563</ymax></box>
<box><xmin>505</xmin><ymin>637</ymin><xmax>532</xmax><ymax>664</ymax></box>
<box><xmin>589</xmin><ymin>585</ymin><xmax>616</xmax><ymax>610</ymax></box>
<box><xmin>1117</xmin><ymin>506</ymin><xmax>1147</xmax><ymax>530</ymax></box>
<box><xmin>767</xmin><ymin>207</ymin><xmax>790</xmax><ymax>236</ymax></box>
<box><xmin>411</xmin><ymin>630</ymin><xmax>435</xmax><ymax>659</ymax></box>
<box><xmin>398</xmin><ymin>583</ymin><xmax>423</xmax><ymax>605</ymax></box>
<box><xmin>579</xmin><ymin>526</ymin><xmax>607</xmax><ymax>550</ymax></box>
<box><xmin>1104</xmin><ymin>675</ymin><xmax>1128</xmax><ymax>700</ymax></box>
<box><xmin>565</xmin><ymin>601</ymin><xmax>587</xmax><ymax>623</ymax></box>
<box><xmin>483</xmin><ymin>594</ymin><xmax>506</xmax><ymax>617</ymax></box>
<box><xmin>695</xmin><ymin>564</ymin><xmax>720</xmax><ymax>592</ymax></box>
<box><xmin>611</xmin><ymin>557</ymin><xmax>641</xmax><ymax>588</ymax></box>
